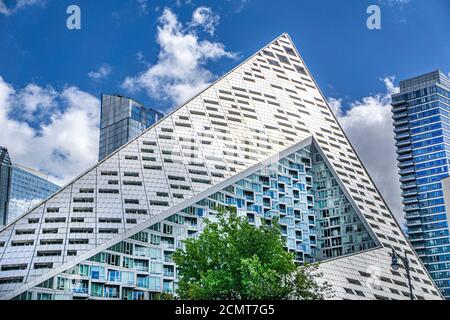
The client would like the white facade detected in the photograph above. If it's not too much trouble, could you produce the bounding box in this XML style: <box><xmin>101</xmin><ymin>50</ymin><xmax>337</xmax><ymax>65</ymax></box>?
<box><xmin>0</xmin><ymin>33</ymin><xmax>442</xmax><ymax>300</ymax></box>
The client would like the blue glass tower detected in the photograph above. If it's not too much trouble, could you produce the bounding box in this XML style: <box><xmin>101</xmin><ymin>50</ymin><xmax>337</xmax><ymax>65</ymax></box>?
<box><xmin>0</xmin><ymin>147</ymin><xmax>12</xmax><ymax>226</ymax></box>
<box><xmin>8</xmin><ymin>165</ymin><xmax>60</xmax><ymax>222</ymax></box>
<box><xmin>392</xmin><ymin>70</ymin><xmax>450</xmax><ymax>298</ymax></box>
<box><xmin>99</xmin><ymin>94</ymin><xmax>164</xmax><ymax>161</ymax></box>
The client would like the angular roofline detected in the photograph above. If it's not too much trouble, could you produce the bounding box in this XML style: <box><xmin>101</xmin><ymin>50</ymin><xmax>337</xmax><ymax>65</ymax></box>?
<box><xmin>1</xmin><ymin>135</ymin><xmax>314</xmax><ymax>299</ymax></box>
<box><xmin>283</xmin><ymin>33</ymin><xmax>442</xmax><ymax>297</ymax></box>
<box><xmin>0</xmin><ymin>32</ymin><xmax>290</xmax><ymax>233</ymax></box>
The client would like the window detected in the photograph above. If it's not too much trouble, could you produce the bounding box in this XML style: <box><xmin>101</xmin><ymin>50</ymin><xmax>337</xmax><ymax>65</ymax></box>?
<box><xmin>123</xmin><ymin>181</ymin><xmax>142</xmax><ymax>186</ymax></box>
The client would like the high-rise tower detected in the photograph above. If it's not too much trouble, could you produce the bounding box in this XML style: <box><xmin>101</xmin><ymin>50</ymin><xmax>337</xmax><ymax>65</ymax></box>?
<box><xmin>0</xmin><ymin>147</ymin><xmax>12</xmax><ymax>226</ymax></box>
<box><xmin>392</xmin><ymin>70</ymin><xmax>450</xmax><ymax>298</ymax></box>
<box><xmin>99</xmin><ymin>94</ymin><xmax>164</xmax><ymax>161</ymax></box>
<box><xmin>0</xmin><ymin>34</ymin><xmax>442</xmax><ymax>300</ymax></box>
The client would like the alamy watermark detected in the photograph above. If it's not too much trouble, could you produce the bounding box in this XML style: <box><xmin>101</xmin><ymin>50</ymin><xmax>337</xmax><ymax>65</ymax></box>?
<box><xmin>367</xmin><ymin>5</ymin><xmax>381</xmax><ymax>30</ymax></box>
<box><xmin>66</xmin><ymin>5</ymin><xmax>81</xmax><ymax>30</ymax></box>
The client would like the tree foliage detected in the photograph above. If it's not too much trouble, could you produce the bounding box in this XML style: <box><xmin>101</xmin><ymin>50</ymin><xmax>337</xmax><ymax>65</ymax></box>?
<box><xmin>173</xmin><ymin>208</ymin><xmax>333</xmax><ymax>300</ymax></box>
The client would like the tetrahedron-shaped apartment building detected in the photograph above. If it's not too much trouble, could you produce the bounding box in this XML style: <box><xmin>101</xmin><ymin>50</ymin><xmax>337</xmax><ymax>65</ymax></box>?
<box><xmin>0</xmin><ymin>33</ymin><xmax>442</xmax><ymax>300</ymax></box>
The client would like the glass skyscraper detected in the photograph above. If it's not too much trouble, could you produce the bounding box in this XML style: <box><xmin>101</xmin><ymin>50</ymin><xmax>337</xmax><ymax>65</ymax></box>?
<box><xmin>0</xmin><ymin>147</ymin><xmax>12</xmax><ymax>226</ymax></box>
<box><xmin>392</xmin><ymin>70</ymin><xmax>450</xmax><ymax>298</ymax></box>
<box><xmin>8</xmin><ymin>165</ymin><xmax>60</xmax><ymax>223</ymax></box>
<box><xmin>99</xmin><ymin>94</ymin><xmax>164</xmax><ymax>161</ymax></box>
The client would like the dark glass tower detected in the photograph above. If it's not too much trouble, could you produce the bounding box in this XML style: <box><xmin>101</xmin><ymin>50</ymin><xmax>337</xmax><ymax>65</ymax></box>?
<box><xmin>98</xmin><ymin>94</ymin><xmax>164</xmax><ymax>160</ymax></box>
<box><xmin>392</xmin><ymin>70</ymin><xmax>450</xmax><ymax>298</ymax></box>
<box><xmin>0</xmin><ymin>147</ymin><xmax>12</xmax><ymax>226</ymax></box>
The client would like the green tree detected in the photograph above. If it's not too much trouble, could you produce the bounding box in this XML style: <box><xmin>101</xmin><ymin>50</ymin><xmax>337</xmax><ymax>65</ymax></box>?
<box><xmin>173</xmin><ymin>208</ymin><xmax>333</xmax><ymax>300</ymax></box>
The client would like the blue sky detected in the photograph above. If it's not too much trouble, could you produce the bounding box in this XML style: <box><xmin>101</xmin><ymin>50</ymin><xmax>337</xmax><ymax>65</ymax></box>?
<box><xmin>1</xmin><ymin>0</ymin><xmax>449</xmax><ymax>109</ymax></box>
<box><xmin>0</xmin><ymin>0</ymin><xmax>449</xmax><ymax>221</ymax></box>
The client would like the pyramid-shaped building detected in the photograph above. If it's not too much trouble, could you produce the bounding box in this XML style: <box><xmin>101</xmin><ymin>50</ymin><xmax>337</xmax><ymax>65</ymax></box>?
<box><xmin>0</xmin><ymin>34</ymin><xmax>442</xmax><ymax>300</ymax></box>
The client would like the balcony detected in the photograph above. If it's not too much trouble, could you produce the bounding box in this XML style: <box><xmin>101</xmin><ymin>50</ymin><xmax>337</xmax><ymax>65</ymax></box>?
<box><xmin>409</xmin><ymin>235</ymin><xmax>424</xmax><ymax>242</ymax></box>
<box><xmin>399</xmin><ymin>167</ymin><xmax>415</xmax><ymax>176</ymax></box>
<box><xmin>392</xmin><ymin>103</ymin><xmax>407</xmax><ymax>113</ymax></box>
<box><xmin>402</xmin><ymin>197</ymin><xmax>419</xmax><ymax>205</ymax></box>
<box><xmin>402</xmin><ymin>189</ymin><xmax>418</xmax><ymax>197</ymax></box>
<box><xmin>392</xmin><ymin>112</ymin><xmax>408</xmax><ymax>121</ymax></box>
<box><xmin>163</xmin><ymin>272</ymin><xmax>175</xmax><ymax>278</ymax></box>
<box><xmin>398</xmin><ymin>161</ymin><xmax>414</xmax><ymax>169</ymax></box>
<box><xmin>391</xmin><ymin>98</ymin><xmax>406</xmax><ymax>107</ymax></box>
<box><xmin>394</xmin><ymin>126</ymin><xmax>410</xmax><ymax>135</ymax></box>
<box><xmin>413</xmin><ymin>243</ymin><xmax>425</xmax><ymax>250</ymax></box>
<box><xmin>404</xmin><ymin>204</ymin><xmax>419</xmax><ymax>212</ymax></box>
<box><xmin>395</xmin><ymin>139</ymin><xmax>411</xmax><ymax>147</ymax></box>
<box><xmin>401</xmin><ymin>182</ymin><xmax>416</xmax><ymax>190</ymax></box>
<box><xmin>407</xmin><ymin>227</ymin><xmax>422</xmax><ymax>234</ymax></box>
<box><xmin>395</xmin><ymin>132</ymin><xmax>411</xmax><ymax>140</ymax></box>
<box><xmin>393</xmin><ymin>119</ymin><xmax>409</xmax><ymax>127</ymax></box>
<box><xmin>397</xmin><ymin>153</ymin><xmax>413</xmax><ymax>161</ymax></box>
<box><xmin>405</xmin><ymin>211</ymin><xmax>420</xmax><ymax>219</ymax></box>
<box><xmin>397</xmin><ymin>146</ymin><xmax>412</xmax><ymax>154</ymax></box>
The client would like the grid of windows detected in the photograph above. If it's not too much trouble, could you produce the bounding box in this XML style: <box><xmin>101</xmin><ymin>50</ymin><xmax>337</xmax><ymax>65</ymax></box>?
<box><xmin>392</xmin><ymin>70</ymin><xmax>450</xmax><ymax>298</ymax></box>
<box><xmin>0</xmin><ymin>33</ymin><xmax>442</xmax><ymax>300</ymax></box>
<box><xmin>99</xmin><ymin>94</ymin><xmax>164</xmax><ymax>161</ymax></box>
<box><xmin>8</xmin><ymin>166</ymin><xmax>60</xmax><ymax>223</ymax></box>
<box><xmin>0</xmin><ymin>147</ymin><xmax>12</xmax><ymax>226</ymax></box>
<box><xmin>12</xmin><ymin>145</ymin><xmax>378</xmax><ymax>300</ymax></box>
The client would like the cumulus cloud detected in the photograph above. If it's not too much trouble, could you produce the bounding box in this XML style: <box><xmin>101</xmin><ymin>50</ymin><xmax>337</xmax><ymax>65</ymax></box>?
<box><xmin>122</xmin><ymin>7</ymin><xmax>237</xmax><ymax>106</ymax></box>
<box><xmin>0</xmin><ymin>0</ymin><xmax>44</xmax><ymax>15</ymax></box>
<box><xmin>88</xmin><ymin>64</ymin><xmax>112</xmax><ymax>81</ymax></box>
<box><xmin>190</xmin><ymin>7</ymin><xmax>220</xmax><ymax>35</ymax></box>
<box><xmin>329</xmin><ymin>77</ymin><xmax>403</xmax><ymax>223</ymax></box>
<box><xmin>0</xmin><ymin>76</ymin><xmax>100</xmax><ymax>186</ymax></box>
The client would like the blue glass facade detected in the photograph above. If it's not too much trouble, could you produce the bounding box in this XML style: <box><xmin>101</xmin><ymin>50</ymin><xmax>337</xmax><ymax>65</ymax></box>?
<box><xmin>99</xmin><ymin>94</ymin><xmax>164</xmax><ymax>161</ymax></box>
<box><xmin>11</xmin><ymin>144</ymin><xmax>376</xmax><ymax>300</ymax></box>
<box><xmin>0</xmin><ymin>147</ymin><xmax>12</xmax><ymax>226</ymax></box>
<box><xmin>392</xmin><ymin>70</ymin><xmax>450</xmax><ymax>298</ymax></box>
<box><xmin>8</xmin><ymin>166</ymin><xmax>60</xmax><ymax>222</ymax></box>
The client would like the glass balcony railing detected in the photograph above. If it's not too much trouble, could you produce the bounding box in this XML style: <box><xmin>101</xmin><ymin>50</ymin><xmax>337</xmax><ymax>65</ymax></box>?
<box><xmin>400</xmin><ymin>175</ymin><xmax>415</xmax><ymax>183</ymax></box>
<box><xmin>401</xmin><ymin>182</ymin><xmax>416</xmax><ymax>190</ymax></box>
<box><xmin>404</xmin><ymin>204</ymin><xmax>419</xmax><ymax>211</ymax></box>
<box><xmin>402</xmin><ymin>189</ymin><xmax>418</xmax><ymax>197</ymax></box>
<box><xmin>397</xmin><ymin>146</ymin><xmax>412</xmax><ymax>154</ymax></box>
<box><xmin>393</xmin><ymin>119</ymin><xmax>409</xmax><ymax>127</ymax></box>
<box><xmin>395</xmin><ymin>139</ymin><xmax>411</xmax><ymax>148</ymax></box>
<box><xmin>392</xmin><ymin>112</ymin><xmax>408</xmax><ymax>120</ymax></box>
<box><xmin>394</xmin><ymin>130</ymin><xmax>411</xmax><ymax>140</ymax></box>
<box><xmin>398</xmin><ymin>161</ymin><xmax>414</xmax><ymax>169</ymax></box>
<box><xmin>403</xmin><ymin>197</ymin><xmax>419</xmax><ymax>205</ymax></box>
<box><xmin>399</xmin><ymin>168</ymin><xmax>415</xmax><ymax>175</ymax></box>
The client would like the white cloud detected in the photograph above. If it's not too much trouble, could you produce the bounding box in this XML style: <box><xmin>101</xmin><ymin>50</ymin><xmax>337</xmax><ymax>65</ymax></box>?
<box><xmin>88</xmin><ymin>64</ymin><xmax>112</xmax><ymax>81</ymax></box>
<box><xmin>135</xmin><ymin>0</ymin><xmax>149</xmax><ymax>14</ymax></box>
<box><xmin>122</xmin><ymin>7</ymin><xmax>237</xmax><ymax>106</ymax></box>
<box><xmin>190</xmin><ymin>7</ymin><xmax>220</xmax><ymax>35</ymax></box>
<box><xmin>0</xmin><ymin>76</ymin><xmax>100</xmax><ymax>186</ymax></box>
<box><xmin>379</xmin><ymin>0</ymin><xmax>410</xmax><ymax>6</ymax></box>
<box><xmin>8</xmin><ymin>198</ymin><xmax>42</xmax><ymax>222</ymax></box>
<box><xmin>329</xmin><ymin>77</ymin><xmax>404</xmax><ymax>223</ymax></box>
<box><xmin>0</xmin><ymin>0</ymin><xmax>44</xmax><ymax>15</ymax></box>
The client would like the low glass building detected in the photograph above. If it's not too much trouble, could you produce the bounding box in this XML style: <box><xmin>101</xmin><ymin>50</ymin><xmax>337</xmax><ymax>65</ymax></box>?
<box><xmin>8</xmin><ymin>165</ymin><xmax>60</xmax><ymax>223</ymax></box>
